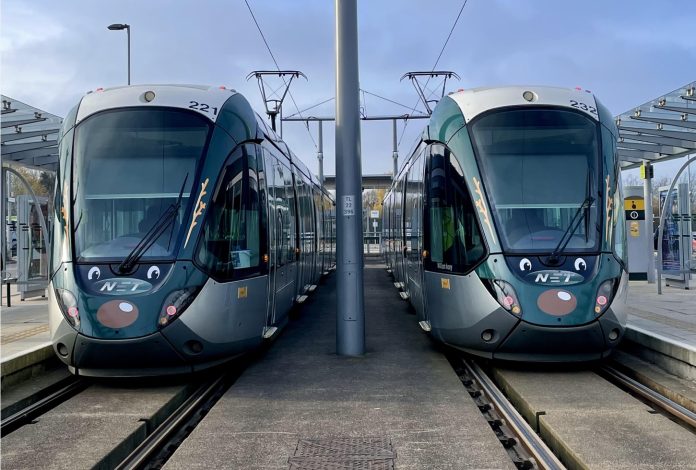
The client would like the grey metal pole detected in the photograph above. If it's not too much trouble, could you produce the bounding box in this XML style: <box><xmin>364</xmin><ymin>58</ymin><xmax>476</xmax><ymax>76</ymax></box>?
<box><xmin>335</xmin><ymin>0</ymin><xmax>364</xmax><ymax>356</ymax></box>
<box><xmin>126</xmin><ymin>25</ymin><xmax>131</xmax><ymax>85</ymax></box>
<box><xmin>643</xmin><ymin>161</ymin><xmax>655</xmax><ymax>283</ymax></box>
<box><xmin>392</xmin><ymin>119</ymin><xmax>399</xmax><ymax>177</ymax></box>
<box><xmin>318</xmin><ymin>121</ymin><xmax>324</xmax><ymax>187</ymax></box>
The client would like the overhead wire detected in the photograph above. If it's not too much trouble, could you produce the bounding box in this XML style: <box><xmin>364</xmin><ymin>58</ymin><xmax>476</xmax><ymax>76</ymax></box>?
<box><xmin>284</xmin><ymin>97</ymin><xmax>336</xmax><ymax>119</ymax></box>
<box><xmin>360</xmin><ymin>89</ymin><xmax>428</xmax><ymax>115</ymax></box>
<box><xmin>243</xmin><ymin>0</ymin><xmax>317</xmax><ymax>148</ymax></box>
<box><xmin>283</xmin><ymin>90</ymin><xmax>427</xmax><ymax>119</ymax></box>
<box><xmin>397</xmin><ymin>0</ymin><xmax>469</xmax><ymax>150</ymax></box>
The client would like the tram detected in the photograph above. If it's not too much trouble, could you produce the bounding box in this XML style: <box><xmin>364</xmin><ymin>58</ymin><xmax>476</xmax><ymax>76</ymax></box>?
<box><xmin>49</xmin><ymin>84</ymin><xmax>335</xmax><ymax>376</ymax></box>
<box><xmin>383</xmin><ymin>86</ymin><xmax>628</xmax><ymax>361</ymax></box>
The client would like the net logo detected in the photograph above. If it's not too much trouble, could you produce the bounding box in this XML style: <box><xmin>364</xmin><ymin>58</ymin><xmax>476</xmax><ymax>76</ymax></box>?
<box><xmin>95</xmin><ymin>278</ymin><xmax>153</xmax><ymax>295</ymax></box>
<box><xmin>526</xmin><ymin>270</ymin><xmax>584</xmax><ymax>285</ymax></box>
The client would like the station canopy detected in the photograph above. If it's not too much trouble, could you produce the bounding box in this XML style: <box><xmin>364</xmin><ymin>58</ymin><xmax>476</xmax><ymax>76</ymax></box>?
<box><xmin>615</xmin><ymin>81</ymin><xmax>696</xmax><ymax>170</ymax></box>
<box><xmin>1</xmin><ymin>95</ymin><xmax>62</xmax><ymax>171</ymax></box>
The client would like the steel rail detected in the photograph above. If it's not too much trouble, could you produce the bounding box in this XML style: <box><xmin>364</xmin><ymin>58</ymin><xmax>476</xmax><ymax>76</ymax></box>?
<box><xmin>463</xmin><ymin>360</ymin><xmax>566</xmax><ymax>470</ymax></box>
<box><xmin>115</xmin><ymin>373</ymin><xmax>231</xmax><ymax>470</ymax></box>
<box><xmin>600</xmin><ymin>365</ymin><xmax>696</xmax><ymax>430</ymax></box>
<box><xmin>1</xmin><ymin>378</ymin><xmax>88</xmax><ymax>436</ymax></box>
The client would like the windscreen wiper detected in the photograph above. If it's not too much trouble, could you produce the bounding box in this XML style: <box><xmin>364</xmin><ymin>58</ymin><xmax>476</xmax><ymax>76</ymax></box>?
<box><xmin>117</xmin><ymin>174</ymin><xmax>188</xmax><ymax>273</ymax></box>
<box><xmin>547</xmin><ymin>196</ymin><xmax>594</xmax><ymax>264</ymax></box>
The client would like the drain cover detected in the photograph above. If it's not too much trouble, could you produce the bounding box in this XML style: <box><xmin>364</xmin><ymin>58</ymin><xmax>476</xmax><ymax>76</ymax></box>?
<box><xmin>288</xmin><ymin>437</ymin><xmax>396</xmax><ymax>469</ymax></box>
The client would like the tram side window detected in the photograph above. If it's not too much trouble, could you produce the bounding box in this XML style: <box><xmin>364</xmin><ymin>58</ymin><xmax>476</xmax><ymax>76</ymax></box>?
<box><xmin>602</xmin><ymin>126</ymin><xmax>627</xmax><ymax>265</ymax></box>
<box><xmin>426</xmin><ymin>145</ymin><xmax>486</xmax><ymax>273</ymax></box>
<box><xmin>284</xmin><ymin>168</ymin><xmax>297</xmax><ymax>263</ymax></box>
<box><xmin>195</xmin><ymin>146</ymin><xmax>262</xmax><ymax>280</ymax></box>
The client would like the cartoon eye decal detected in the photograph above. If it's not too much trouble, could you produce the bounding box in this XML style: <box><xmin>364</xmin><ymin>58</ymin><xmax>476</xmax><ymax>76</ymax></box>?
<box><xmin>147</xmin><ymin>266</ymin><xmax>160</xmax><ymax>280</ymax></box>
<box><xmin>88</xmin><ymin>266</ymin><xmax>101</xmax><ymax>280</ymax></box>
<box><xmin>574</xmin><ymin>258</ymin><xmax>587</xmax><ymax>271</ymax></box>
<box><xmin>519</xmin><ymin>258</ymin><xmax>532</xmax><ymax>271</ymax></box>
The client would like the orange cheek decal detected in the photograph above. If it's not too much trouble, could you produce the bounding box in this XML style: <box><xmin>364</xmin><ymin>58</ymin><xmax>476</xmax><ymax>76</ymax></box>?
<box><xmin>537</xmin><ymin>289</ymin><xmax>577</xmax><ymax>316</ymax></box>
<box><xmin>96</xmin><ymin>300</ymin><xmax>139</xmax><ymax>328</ymax></box>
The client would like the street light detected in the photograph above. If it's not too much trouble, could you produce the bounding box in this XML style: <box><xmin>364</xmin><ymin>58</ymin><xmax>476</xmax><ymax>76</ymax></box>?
<box><xmin>107</xmin><ymin>23</ymin><xmax>130</xmax><ymax>85</ymax></box>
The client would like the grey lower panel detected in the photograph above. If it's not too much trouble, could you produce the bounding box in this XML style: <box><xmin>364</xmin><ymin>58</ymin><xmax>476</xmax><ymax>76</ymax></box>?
<box><xmin>52</xmin><ymin>317</ymin><xmax>79</xmax><ymax>367</ymax></box>
<box><xmin>433</xmin><ymin>307</ymin><xmax>520</xmax><ymax>356</ymax></box>
<box><xmin>493</xmin><ymin>320</ymin><xmax>617</xmax><ymax>362</ymax></box>
<box><xmin>72</xmin><ymin>332</ymin><xmax>188</xmax><ymax>375</ymax></box>
<box><xmin>436</xmin><ymin>308</ymin><xmax>625</xmax><ymax>362</ymax></box>
<box><xmin>70</xmin><ymin>327</ymin><xmax>259</xmax><ymax>377</ymax></box>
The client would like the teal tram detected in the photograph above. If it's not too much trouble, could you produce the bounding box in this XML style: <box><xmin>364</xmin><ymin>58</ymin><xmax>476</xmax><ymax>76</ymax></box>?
<box><xmin>383</xmin><ymin>86</ymin><xmax>628</xmax><ymax>361</ymax></box>
<box><xmin>50</xmin><ymin>85</ymin><xmax>335</xmax><ymax>376</ymax></box>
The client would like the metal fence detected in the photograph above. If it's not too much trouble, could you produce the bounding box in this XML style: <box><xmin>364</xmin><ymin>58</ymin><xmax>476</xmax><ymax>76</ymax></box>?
<box><xmin>363</xmin><ymin>233</ymin><xmax>382</xmax><ymax>255</ymax></box>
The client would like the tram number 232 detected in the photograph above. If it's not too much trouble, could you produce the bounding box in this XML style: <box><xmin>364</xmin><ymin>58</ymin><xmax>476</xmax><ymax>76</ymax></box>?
<box><xmin>569</xmin><ymin>100</ymin><xmax>597</xmax><ymax>115</ymax></box>
<box><xmin>189</xmin><ymin>101</ymin><xmax>219</xmax><ymax>115</ymax></box>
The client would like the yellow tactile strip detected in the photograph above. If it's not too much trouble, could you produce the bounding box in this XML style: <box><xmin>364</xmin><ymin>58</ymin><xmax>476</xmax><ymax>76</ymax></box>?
<box><xmin>1</xmin><ymin>324</ymin><xmax>50</xmax><ymax>345</ymax></box>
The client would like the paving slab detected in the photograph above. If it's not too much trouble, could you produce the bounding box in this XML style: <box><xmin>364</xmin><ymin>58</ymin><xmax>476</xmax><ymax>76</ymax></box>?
<box><xmin>493</xmin><ymin>366</ymin><xmax>696</xmax><ymax>469</ymax></box>
<box><xmin>626</xmin><ymin>280</ymin><xmax>696</xmax><ymax>348</ymax></box>
<box><xmin>1</xmin><ymin>381</ymin><xmax>191</xmax><ymax>469</ymax></box>
<box><xmin>1</xmin><ymin>295</ymin><xmax>50</xmax><ymax>360</ymax></box>
<box><xmin>165</xmin><ymin>261</ymin><xmax>514</xmax><ymax>470</ymax></box>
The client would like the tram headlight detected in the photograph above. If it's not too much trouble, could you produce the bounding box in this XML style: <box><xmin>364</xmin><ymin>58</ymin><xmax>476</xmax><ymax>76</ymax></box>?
<box><xmin>158</xmin><ymin>287</ymin><xmax>200</xmax><ymax>327</ymax></box>
<box><xmin>594</xmin><ymin>279</ymin><xmax>617</xmax><ymax>316</ymax></box>
<box><xmin>55</xmin><ymin>288</ymin><xmax>80</xmax><ymax>328</ymax></box>
<box><xmin>489</xmin><ymin>280</ymin><xmax>522</xmax><ymax>315</ymax></box>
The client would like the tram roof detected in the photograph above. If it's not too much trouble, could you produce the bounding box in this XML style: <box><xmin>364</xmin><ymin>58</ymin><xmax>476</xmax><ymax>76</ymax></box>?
<box><xmin>615</xmin><ymin>81</ymin><xmax>696</xmax><ymax>170</ymax></box>
<box><xmin>1</xmin><ymin>95</ymin><xmax>62</xmax><ymax>171</ymax></box>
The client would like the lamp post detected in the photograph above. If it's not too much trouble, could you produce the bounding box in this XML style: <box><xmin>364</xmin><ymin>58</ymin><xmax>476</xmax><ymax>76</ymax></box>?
<box><xmin>107</xmin><ymin>23</ymin><xmax>130</xmax><ymax>85</ymax></box>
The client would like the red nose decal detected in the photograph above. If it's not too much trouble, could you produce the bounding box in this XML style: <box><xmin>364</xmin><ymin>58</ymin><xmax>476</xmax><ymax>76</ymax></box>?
<box><xmin>537</xmin><ymin>289</ymin><xmax>577</xmax><ymax>316</ymax></box>
<box><xmin>96</xmin><ymin>300</ymin><xmax>139</xmax><ymax>328</ymax></box>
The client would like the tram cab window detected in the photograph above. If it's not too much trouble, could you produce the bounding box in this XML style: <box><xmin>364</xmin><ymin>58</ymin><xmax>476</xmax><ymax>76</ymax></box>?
<box><xmin>195</xmin><ymin>145</ymin><xmax>263</xmax><ymax>280</ymax></box>
<box><xmin>72</xmin><ymin>108</ymin><xmax>209</xmax><ymax>261</ymax></box>
<box><xmin>470</xmin><ymin>108</ymin><xmax>600</xmax><ymax>254</ymax></box>
<box><xmin>425</xmin><ymin>145</ymin><xmax>486</xmax><ymax>274</ymax></box>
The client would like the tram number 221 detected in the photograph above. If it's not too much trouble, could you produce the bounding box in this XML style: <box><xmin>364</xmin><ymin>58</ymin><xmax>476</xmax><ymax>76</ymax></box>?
<box><xmin>189</xmin><ymin>101</ymin><xmax>218</xmax><ymax>115</ymax></box>
<box><xmin>569</xmin><ymin>100</ymin><xmax>597</xmax><ymax>115</ymax></box>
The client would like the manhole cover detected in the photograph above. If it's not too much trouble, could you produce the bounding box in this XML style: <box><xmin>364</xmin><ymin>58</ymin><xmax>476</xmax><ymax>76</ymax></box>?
<box><xmin>288</xmin><ymin>437</ymin><xmax>396</xmax><ymax>469</ymax></box>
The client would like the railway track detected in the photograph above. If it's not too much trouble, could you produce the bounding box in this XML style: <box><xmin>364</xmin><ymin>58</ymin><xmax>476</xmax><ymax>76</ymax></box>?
<box><xmin>114</xmin><ymin>371</ymin><xmax>237</xmax><ymax>470</ymax></box>
<box><xmin>1</xmin><ymin>377</ymin><xmax>88</xmax><ymax>437</ymax></box>
<box><xmin>448</xmin><ymin>355</ymin><xmax>566</xmax><ymax>470</ymax></box>
<box><xmin>598</xmin><ymin>364</ymin><xmax>696</xmax><ymax>431</ymax></box>
<box><xmin>450</xmin><ymin>352</ymin><xmax>696</xmax><ymax>470</ymax></box>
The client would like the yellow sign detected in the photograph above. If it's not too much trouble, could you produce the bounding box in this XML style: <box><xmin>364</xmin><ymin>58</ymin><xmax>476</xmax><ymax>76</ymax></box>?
<box><xmin>441</xmin><ymin>278</ymin><xmax>451</xmax><ymax>290</ymax></box>
<box><xmin>237</xmin><ymin>286</ymin><xmax>248</xmax><ymax>299</ymax></box>
<box><xmin>630</xmin><ymin>221</ymin><xmax>640</xmax><ymax>238</ymax></box>
<box><xmin>624</xmin><ymin>197</ymin><xmax>644</xmax><ymax>211</ymax></box>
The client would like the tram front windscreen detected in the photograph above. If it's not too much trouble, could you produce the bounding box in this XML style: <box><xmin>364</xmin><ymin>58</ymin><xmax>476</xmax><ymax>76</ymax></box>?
<box><xmin>470</xmin><ymin>108</ymin><xmax>601</xmax><ymax>254</ymax></box>
<box><xmin>72</xmin><ymin>108</ymin><xmax>210</xmax><ymax>262</ymax></box>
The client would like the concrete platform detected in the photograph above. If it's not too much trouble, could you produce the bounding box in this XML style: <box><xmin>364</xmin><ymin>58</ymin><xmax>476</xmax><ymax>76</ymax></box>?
<box><xmin>622</xmin><ymin>280</ymin><xmax>696</xmax><ymax>381</ymax></box>
<box><xmin>626</xmin><ymin>280</ymin><xmax>696</xmax><ymax>347</ymax></box>
<box><xmin>492</xmin><ymin>366</ymin><xmax>696</xmax><ymax>469</ymax></box>
<box><xmin>1</xmin><ymin>381</ymin><xmax>192</xmax><ymax>469</ymax></box>
<box><xmin>164</xmin><ymin>260</ymin><xmax>515</xmax><ymax>470</ymax></box>
<box><xmin>1</xmin><ymin>290</ymin><xmax>50</xmax><ymax>360</ymax></box>
<box><xmin>611</xmin><ymin>349</ymin><xmax>696</xmax><ymax>414</ymax></box>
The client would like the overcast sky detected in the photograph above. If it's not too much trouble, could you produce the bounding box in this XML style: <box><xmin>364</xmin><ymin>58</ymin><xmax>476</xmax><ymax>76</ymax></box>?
<box><xmin>2</xmin><ymin>0</ymin><xmax>694</xmax><ymax>181</ymax></box>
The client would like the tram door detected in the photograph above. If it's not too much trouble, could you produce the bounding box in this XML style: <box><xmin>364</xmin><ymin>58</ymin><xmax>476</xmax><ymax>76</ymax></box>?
<box><xmin>405</xmin><ymin>153</ymin><xmax>426</xmax><ymax>317</ymax></box>
<box><xmin>396</xmin><ymin>177</ymin><xmax>407</xmax><ymax>286</ymax></box>
<box><xmin>264</xmin><ymin>151</ymin><xmax>294</xmax><ymax>324</ymax></box>
<box><xmin>296</xmin><ymin>178</ymin><xmax>312</xmax><ymax>293</ymax></box>
<box><xmin>262</xmin><ymin>151</ymin><xmax>278</xmax><ymax>327</ymax></box>
<box><xmin>282</xmin><ymin>163</ymin><xmax>299</xmax><ymax>304</ymax></box>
